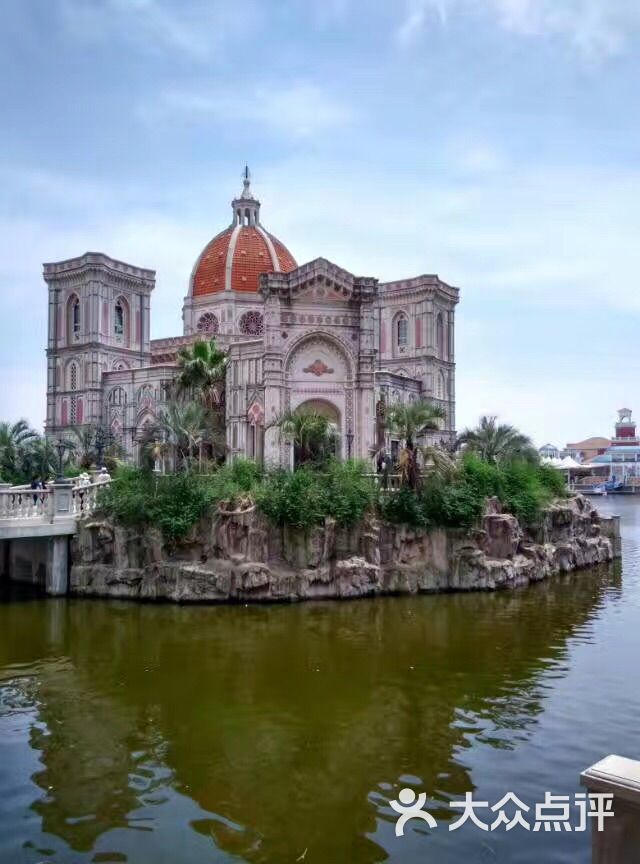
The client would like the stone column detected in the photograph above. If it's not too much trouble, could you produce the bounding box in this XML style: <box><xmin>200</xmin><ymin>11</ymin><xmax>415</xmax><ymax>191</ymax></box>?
<box><xmin>52</xmin><ymin>479</ymin><xmax>73</xmax><ymax>520</ymax></box>
<box><xmin>46</xmin><ymin>536</ymin><xmax>69</xmax><ymax>596</ymax></box>
<box><xmin>581</xmin><ymin>754</ymin><xmax>640</xmax><ymax>863</ymax></box>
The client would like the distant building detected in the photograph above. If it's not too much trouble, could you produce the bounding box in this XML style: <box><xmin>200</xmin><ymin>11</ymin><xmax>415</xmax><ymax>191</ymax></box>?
<box><xmin>589</xmin><ymin>409</ymin><xmax>640</xmax><ymax>483</ymax></box>
<box><xmin>563</xmin><ymin>436</ymin><xmax>611</xmax><ymax>464</ymax></box>
<box><xmin>539</xmin><ymin>443</ymin><xmax>560</xmax><ymax>460</ymax></box>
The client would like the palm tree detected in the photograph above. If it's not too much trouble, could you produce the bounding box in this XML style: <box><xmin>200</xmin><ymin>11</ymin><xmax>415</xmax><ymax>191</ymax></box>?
<box><xmin>67</xmin><ymin>425</ymin><xmax>97</xmax><ymax>469</ymax></box>
<box><xmin>386</xmin><ymin>399</ymin><xmax>446</xmax><ymax>488</ymax></box>
<box><xmin>457</xmin><ymin>415</ymin><xmax>538</xmax><ymax>464</ymax></box>
<box><xmin>0</xmin><ymin>420</ymin><xmax>39</xmax><ymax>483</ymax></box>
<box><xmin>138</xmin><ymin>423</ymin><xmax>170</xmax><ymax>473</ymax></box>
<box><xmin>177</xmin><ymin>338</ymin><xmax>228</xmax><ymax>409</ymax></box>
<box><xmin>158</xmin><ymin>401</ymin><xmax>224</xmax><ymax>472</ymax></box>
<box><xmin>270</xmin><ymin>409</ymin><xmax>338</xmax><ymax>467</ymax></box>
<box><xmin>20</xmin><ymin>436</ymin><xmax>58</xmax><ymax>482</ymax></box>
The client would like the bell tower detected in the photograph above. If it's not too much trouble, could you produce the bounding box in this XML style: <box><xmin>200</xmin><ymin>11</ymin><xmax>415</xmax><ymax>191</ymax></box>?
<box><xmin>44</xmin><ymin>252</ymin><xmax>155</xmax><ymax>437</ymax></box>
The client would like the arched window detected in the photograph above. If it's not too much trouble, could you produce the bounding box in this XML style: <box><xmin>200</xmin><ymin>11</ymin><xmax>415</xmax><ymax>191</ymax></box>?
<box><xmin>114</xmin><ymin>302</ymin><xmax>124</xmax><ymax>337</ymax></box>
<box><xmin>108</xmin><ymin>386</ymin><xmax>127</xmax><ymax>406</ymax></box>
<box><xmin>436</xmin><ymin>313</ymin><xmax>445</xmax><ymax>359</ymax></box>
<box><xmin>137</xmin><ymin>384</ymin><xmax>154</xmax><ymax>405</ymax></box>
<box><xmin>239</xmin><ymin>310</ymin><xmax>264</xmax><ymax>336</ymax></box>
<box><xmin>436</xmin><ymin>370</ymin><xmax>446</xmax><ymax>400</ymax></box>
<box><xmin>197</xmin><ymin>312</ymin><xmax>220</xmax><ymax>335</ymax></box>
<box><xmin>69</xmin><ymin>362</ymin><xmax>78</xmax><ymax>392</ymax></box>
<box><xmin>113</xmin><ymin>297</ymin><xmax>130</xmax><ymax>345</ymax></box>
<box><xmin>396</xmin><ymin>315</ymin><xmax>408</xmax><ymax>348</ymax></box>
<box><xmin>67</xmin><ymin>294</ymin><xmax>81</xmax><ymax>343</ymax></box>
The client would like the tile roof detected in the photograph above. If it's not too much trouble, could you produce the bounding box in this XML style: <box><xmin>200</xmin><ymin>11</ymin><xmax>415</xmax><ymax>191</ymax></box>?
<box><xmin>192</xmin><ymin>225</ymin><xmax>296</xmax><ymax>296</ymax></box>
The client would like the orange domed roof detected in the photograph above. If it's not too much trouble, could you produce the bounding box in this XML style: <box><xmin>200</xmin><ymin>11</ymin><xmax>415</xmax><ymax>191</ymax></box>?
<box><xmin>190</xmin><ymin>168</ymin><xmax>297</xmax><ymax>296</ymax></box>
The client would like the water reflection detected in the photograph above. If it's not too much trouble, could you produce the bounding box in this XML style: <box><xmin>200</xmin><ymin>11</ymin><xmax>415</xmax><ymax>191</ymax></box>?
<box><xmin>0</xmin><ymin>553</ymin><xmax>625</xmax><ymax>864</ymax></box>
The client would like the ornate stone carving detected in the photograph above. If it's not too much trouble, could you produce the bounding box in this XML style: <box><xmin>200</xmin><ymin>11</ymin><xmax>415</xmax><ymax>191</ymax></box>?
<box><xmin>303</xmin><ymin>359</ymin><xmax>335</xmax><ymax>377</ymax></box>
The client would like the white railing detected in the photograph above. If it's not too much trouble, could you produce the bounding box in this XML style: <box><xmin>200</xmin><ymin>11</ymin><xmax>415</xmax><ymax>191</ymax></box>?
<box><xmin>71</xmin><ymin>481</ymin><xmax>108</xmax><ymax>516</ymax></box>
<box><xmin>364</xmin><ymin>473</ymin><xmax>403</xmax><ymax>492</ymax></box>
<box><xmin>0</xmin><ymin>479</ymin><xmax>110</xmax><ymax>523</ymax></box>
<box><xmin>0</xmin><ymin>488</ymin><xmax>51</xmax><ymax>520</ymax></box>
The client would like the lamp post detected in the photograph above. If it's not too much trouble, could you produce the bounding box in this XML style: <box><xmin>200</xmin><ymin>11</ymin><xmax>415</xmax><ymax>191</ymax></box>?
<box><xmin>55</xmin><ymin>439</ymin><xmax>70</xmax><ymax>482</ymax></box>
<box><xmin>346</xmin><ymin>428</ymin><xmax>354</xmax><ymax>460</ymax></box>
<box><xmin>94</xmin><ymin>426</ymin><xmax>108</xmax><ymax>469</ymax></box>
<box><xmin>93</xmin><ymin>426</ymin><xmax>112</xmax><ymax>469</ymax></box>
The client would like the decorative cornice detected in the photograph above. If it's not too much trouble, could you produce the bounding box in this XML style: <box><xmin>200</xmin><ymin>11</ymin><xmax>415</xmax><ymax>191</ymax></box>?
<box><xmin>260</xmin><ymin>257</ymin><xmax>378</xmax><ymax>303</ymax></box>
<box><xmin>378</xmin><ymin>274</ymin><xmax>459</xmax><ymax>304</ymax></box>
<box><xmin>43</xmin><ymin>252</ymin><xmax>155</xmax><ymax>288</ymax></box>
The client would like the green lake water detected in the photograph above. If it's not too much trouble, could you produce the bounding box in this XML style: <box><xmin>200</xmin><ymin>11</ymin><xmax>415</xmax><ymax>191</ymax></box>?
<box><xmin>1</xmin><ymin>497</ymin><xmax>639</xmax><ymax>863</ymax></box>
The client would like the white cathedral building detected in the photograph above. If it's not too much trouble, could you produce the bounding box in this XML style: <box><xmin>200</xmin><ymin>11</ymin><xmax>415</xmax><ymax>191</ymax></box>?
<box><xmin>44</xmin><ymin>170</ymin><xmax>459</xmax><ymax>466</ymax></box>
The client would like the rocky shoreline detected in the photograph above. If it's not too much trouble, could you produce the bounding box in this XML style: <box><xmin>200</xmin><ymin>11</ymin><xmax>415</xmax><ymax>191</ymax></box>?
<box><xmin>70</xmin><ymin>494</ymin><xmax>621</xmax><ymax>603</ymax></box>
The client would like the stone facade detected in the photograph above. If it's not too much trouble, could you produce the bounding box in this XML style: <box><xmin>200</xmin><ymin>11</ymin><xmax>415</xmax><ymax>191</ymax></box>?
<box><xmin>44</xmin><ymin>171</ymin><xmax>459</xmax><ymax>465</ymax></box>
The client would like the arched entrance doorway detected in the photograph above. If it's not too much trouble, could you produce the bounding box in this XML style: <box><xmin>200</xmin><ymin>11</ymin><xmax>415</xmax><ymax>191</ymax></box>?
<box><xmin>290</xmin><ymin>399</ymin><xmax>341</xmax><ymax>468</ymax></box>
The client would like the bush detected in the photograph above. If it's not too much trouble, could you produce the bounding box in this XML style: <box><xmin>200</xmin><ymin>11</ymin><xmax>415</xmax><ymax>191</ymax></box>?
<box><xmin>381</xmin><ymin>486</ymin><xmax>427</xmax><ymax>528</ymax></box>
<box><xmin>99</xmin><ymin>467</ymin><xmax>217</xmax><ymax>544</ymax></box>
<box><xmin>381</xmin><ymin>455</ymin><xmax>567</xmax><ymax>530</ymax></box>
<box><xmin>206</xmin><ymin>458</ymin><xmax>265</xmax><ymax>509</ymax></box>
<box><xmin>99</xmin><ymin>454</ymin><xmax>567</xmax><ymax>540</ymax></box>
<box><xmin>257</xmin><ymin>460</ymin><xmax>376</xmax><ymax>529</ymax></box>
<box><xmin>324</xmin><ymin>460</ymin><xmax>377</xmax><ymax>526</ymax></box>
<box><xmin>422</xmin><ymin>478</ymin><xmax>485</xmax><ymax>529</ymax></box>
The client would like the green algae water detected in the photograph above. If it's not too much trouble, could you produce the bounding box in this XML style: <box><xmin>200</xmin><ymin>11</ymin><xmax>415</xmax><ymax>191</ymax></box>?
<box><xmin>0</xmin><ymin>498</ymin><xmax>638</xmax><ymax>863</ymax></box>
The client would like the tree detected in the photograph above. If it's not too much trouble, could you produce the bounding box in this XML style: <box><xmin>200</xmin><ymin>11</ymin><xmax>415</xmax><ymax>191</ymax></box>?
<box><xmin>158</xmin><ymin>400</ymin><xmax>224</xmax><ymax>472</ymax></box>
<box><xmin>20</xmin><ymin>436</ymin><xmax>58</xmax><ymax>482</ymax></box>
<box><xmin>386</xmin><ymin>399</ymin><xmax>447</xmax><ymax>489</ymax></box>
<box><xmin>0</xmin><ymin>420</ymin><xmax>39</xmax><ymax>483</ymax></box>
<box><xmin>138</xmin><ymin>425</ymin><xmax>170</xmax><ymax>474</ymax></box>
<box><xmin>67</xmin><ymin>425</ymin><xmax>98</xmax><ymax>469</ymax></box>
<box><xmin>270</xmin><ymin>409</ymin><xmax>338</xmax><ymax>467</ymax></box>
<box><xmin>176</xmin><ymin>338</ymin><xmax>228</xmax><ymax>409</ymax></box>
<box><xmin>457</xmin><ymin>415</ymin><xmax>538</xmax><ymax>465</ymax></box>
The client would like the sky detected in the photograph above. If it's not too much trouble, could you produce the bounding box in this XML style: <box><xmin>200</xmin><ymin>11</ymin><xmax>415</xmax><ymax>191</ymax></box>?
<box><xmin>1</xmin><ymin>0</ymin><xmax>639</xmax><ymax>446</ymax></box>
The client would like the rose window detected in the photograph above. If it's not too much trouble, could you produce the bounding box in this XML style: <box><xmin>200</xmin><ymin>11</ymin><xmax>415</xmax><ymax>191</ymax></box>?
<box><xmin>196</xmin><ymin>312</ymin><xmax>220</xmax><ymax>335</ymax></box>
<box><xmin>239</xmin><ymin>311</ymin><xmax>264</xmax><ymax>336</ymax></box>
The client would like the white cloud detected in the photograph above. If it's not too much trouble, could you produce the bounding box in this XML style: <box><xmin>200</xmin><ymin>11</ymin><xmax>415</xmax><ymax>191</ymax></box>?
<box><xmin>57</xmin><ymin>0</ymin><xmax>260</xmax><ymax>62</ymax></box>
<box><xmin>2</xmin><ymin>152</ymin><xmax>640</xmax><ymax>443</ymax></box>
<box><xmin>397</xmin><ymin>0</ymin><xmax>449</xmax><ymax>44</ymax></box>
<box><xmin>397</xmin><ymin>0</ymin><xmax>640</xmax><ymax>57</ymax></box>
<box><xmin>145</xmin><ymin>82</ymin><xmax>355</xmax><ymax>138</ymax></box>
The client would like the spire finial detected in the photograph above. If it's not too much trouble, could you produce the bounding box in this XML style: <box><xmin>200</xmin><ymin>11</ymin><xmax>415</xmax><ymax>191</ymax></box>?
<box><xmin>241</xmin><ymin>165</ymin><xmax>253</xmax><ymax>199</ymax></box>
<box><xmin>232</xmin><ymin>165</ymin><xmax>260</xmax><ymax>225</ymax></box>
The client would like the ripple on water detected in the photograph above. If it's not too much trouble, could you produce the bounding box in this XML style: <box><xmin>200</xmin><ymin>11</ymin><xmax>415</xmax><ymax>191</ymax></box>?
<box><xmin>0</xmin><ymin>501</ymin><xmax>639</xmax><ymax>863</ymax></box>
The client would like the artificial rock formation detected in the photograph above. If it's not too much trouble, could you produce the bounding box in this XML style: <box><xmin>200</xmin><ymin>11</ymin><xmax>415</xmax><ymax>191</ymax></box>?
<box><xmin>69</xmin><ymin>494</ymin><xmax>620</xmax><ymax>603</ymax></box>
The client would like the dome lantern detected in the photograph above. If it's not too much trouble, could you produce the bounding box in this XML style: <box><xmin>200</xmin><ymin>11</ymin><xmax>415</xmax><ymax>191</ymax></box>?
<box><xmin>232</xmin><ymin>165</ymin><xmax>261</xmax><ymax>227</ymax></box>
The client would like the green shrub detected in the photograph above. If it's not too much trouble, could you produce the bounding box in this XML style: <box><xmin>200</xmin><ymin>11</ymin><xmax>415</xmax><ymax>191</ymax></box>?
<box><xmin>257</xmin><ymin>467</ymin><xmax>328</xmax><ymax>528</ymax></box>
<box><xmin>422</xmin><ymin>478</ymin><xmax>485</xmax><ymax>529</ymax></box>
<box><xmin>537</xmin><ymin>462</ymin><xmax>568</xmax><ymax>499</ymax></box>
<box><xmin>99</xmin><ymin>453</ymin><xmax>567</xmax><ymax>540</ymax></box>
<box><xmin>323</xmin><ymin>460</ymin><xmax>377</xmax><ymax>526</ymax></box>
<box><xmin>205</xmin><ymin>458</ymin><xmax>265</xmax><ymax>509</ymax></box>
<box><xmin>256</xmin><ymin>460</ymin><xmax>375</xmax><ymax>529</ymax></box>
<box><xmin>382</xmin><ymin>455</ymin><xmax>567</xmax><ymax>530</ymax></box>
<box><xmin>99</xmin><ymin>467</ymin><xmax>217</xmax><ymax>544</ymax></box>
<box><xmin>381</xmin><ymin>486</ymin><xmax>427</xmax><ymax>528</ymax></box>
